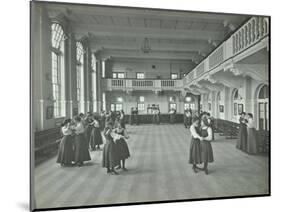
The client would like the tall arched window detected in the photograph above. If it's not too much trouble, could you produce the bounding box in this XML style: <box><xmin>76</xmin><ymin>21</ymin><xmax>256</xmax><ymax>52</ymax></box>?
<box><xmin>258</xmin><ymin>85</ymin><xmax>269</xmax><ymax>130</ymax></box>
<box><xmin>51</xmin><ymin>23</ymin><xmax>65</xmax><ymax>117</ymax></box>
<box><xmin>76</xmin><ymin>41</ymin><xmax>84</xmax><ymax>113</ymax></box>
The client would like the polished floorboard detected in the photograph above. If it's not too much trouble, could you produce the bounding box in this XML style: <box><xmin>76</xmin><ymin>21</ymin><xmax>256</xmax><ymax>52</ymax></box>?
<box><xmin>33</xmin><ymin>124</ymin><xmax>269</xmax><ymax>209</ymax></box>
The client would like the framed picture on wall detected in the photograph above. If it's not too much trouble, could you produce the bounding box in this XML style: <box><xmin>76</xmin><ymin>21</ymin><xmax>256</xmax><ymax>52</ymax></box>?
<box><xmin>219</xmin><ymin>105</ymin><xmax>224</xmax><ymax>113</ymax></box>
<box><xmin>46</xmin><ymin>106</ymin><xmax>54</xmax><ymax>119</ymax></box>
<box><xmin>238</xmin><ymin>104</ymin><xmax>244</xmax><ymax>115</ymax></box>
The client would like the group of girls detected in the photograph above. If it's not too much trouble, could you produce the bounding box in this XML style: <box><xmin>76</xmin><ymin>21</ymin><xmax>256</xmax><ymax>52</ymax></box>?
<box><xmin>56</xmin><ymin>111</ymin><xmax>131</xmax><ymax>175</ymax></box>
<box><xmin>189</xmin><ymin>114</ymin><xmax>214</xmax><ymax>175</ymax></box>
<box><xmin>237</xmin><ymin>112</ymin><xmax>258</xmax><ymax>154</ymax></box>
<box><xmin>56</xmin><ymin>112</ymin><xmax>103</xmax><ymax>167</ymax></box>
<box><xmin>56</xmin><ymin>115</ymin><xmax>92</xmax><ymax>167</ymax></box>
<box><xmin>102</xmin><ymin>111</ymin><xmax>131</xmax><ymax>175</ymax></box>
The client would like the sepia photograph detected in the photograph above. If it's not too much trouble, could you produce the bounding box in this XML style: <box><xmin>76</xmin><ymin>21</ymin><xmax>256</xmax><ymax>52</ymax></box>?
<box><xmin>30</xmin><ymin>0</ymin><xmax>270</xmax><ymax>211</ymax></box>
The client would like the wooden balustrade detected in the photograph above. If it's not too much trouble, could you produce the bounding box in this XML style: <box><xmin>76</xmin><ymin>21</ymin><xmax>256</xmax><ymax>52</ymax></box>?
<box><xmin>184</xmin><ymin>16</ymin><xmax>269</xmax><ymax>85</ymax></box>
<box><xmin>161</xmin><ymin>80</ymin><xmax>175</xmax><ymax>87</ymax></box>
<box><xmin>105</xmin><ymin>78</ymin><xmax>182</xmax><ymax>90</ymax></box>
<box><xmin>132</xmin><ymin>80</ymin><xmax>154</xmax><ymax>87</ymax></box>
<box><xmin>111</xmin><ymin>79</ymin><xmax>124</xmax><ymax>87</ymax></box>
<box><xmin>209</xmin><ymin>45</ymin><xmax>224</xmax><ymax>69</ymax></box>
<box><xmin>196</xmin><ymin>61</ymin><xmax>205</xmax><ymax>77</ymax></box>
<box><xmin>233</xmin><ymin>16</ymin><xmax>269</xmax><ymax>55</ymax></box>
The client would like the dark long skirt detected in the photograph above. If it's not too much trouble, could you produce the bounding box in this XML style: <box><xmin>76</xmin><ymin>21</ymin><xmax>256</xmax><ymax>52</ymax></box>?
<box><xmin>100</xmin><ymin>118</ymin><xmax>106</xmax><ymax>131</ymax></box>
<box><xmin>90</xmin><ymin>127</ymin><xmax>103</xmax><ymax>148</ymax></box>
<box><xmin>74</xmin><ymin>134</ymin><xmax>91</xmax><ymax>164</ymax></box>
<box><xmin>120</xmin><ymin>118</ymin><xmax>126</xmax><ymax>129</ymax></box>
<box><xmin>183</xmin><ymin>116</ymin><xmax>188</xmax><ymax>127</ymax></box>
<box><xmin>85</xmin><ymin>125</ymin><xmax>93</xmax><ymax>147</ymax></box>
<box><xmin>189</xmin><ymin>137</ymin><xmax>202</xmax><ymax>164</ymax></box>
<box><xmin>188</xmin><ymin>117</ymin><xmax>192</xmax><ymax>126</ymax></box>
<box><xmin>247</xmin><ymin>128</ymin><xmax>258</xmax><ymax>154</ymax></box>
<box><xmin>200</xmin><ymin>140</ymin><xmax>214</xmax><ymax>163</ymax></box>
<box><xmin>237</xmin><ymin>125</ymin><xmax>247</xmax><ymax>151</ymax></box>
<box><xmin>102</xmin><ymin>140</ymin><xmax>118</xmax><ymax>168</ymax></box>
<box><xmin>115</xmin><ymin>138</ymin><xmax>130</xmax><ymax>161</ymax></box>
<box><xmin>56</xmin><ymin>135</ymin><xmax>74</xmax><ymax>165</ymax></box>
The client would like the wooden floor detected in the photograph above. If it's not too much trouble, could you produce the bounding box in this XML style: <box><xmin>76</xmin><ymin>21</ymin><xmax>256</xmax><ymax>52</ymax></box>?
<box><xmin>33</xmin><ymin>124</ymin><xmax>269</xmax><ymax>209</ymax></box>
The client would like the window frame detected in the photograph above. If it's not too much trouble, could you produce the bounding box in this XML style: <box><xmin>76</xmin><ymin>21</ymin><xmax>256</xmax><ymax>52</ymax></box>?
<box><xmin>51</xmin><ymin>22</ymin><xmax>65</xmax><ymax>118</ymax></box>
<box><xmin>136</xmin><ymin>72</ymin><xmax>145</xmax><ymax>79</ymax></box>
<box><xmin>112</xmin><ymin>72</ymin><xmax>125</xmax><ymax>79</ymax></box>
<box><xmin>171</xmin><ymin>73</ymin><xmax>178</xmax><ymax>80</ymax></box>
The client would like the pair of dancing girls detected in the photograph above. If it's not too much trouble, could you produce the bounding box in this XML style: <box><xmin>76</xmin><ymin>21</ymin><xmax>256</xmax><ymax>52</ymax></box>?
<box><xmin>189</xmin><ymin>117</ymin><xmax>214</xmax><ymax>175</ymax></box>
<box><xmin>56</xmin><ymin>116</ymin><xmax>91</xmax><ymax>167</ymax></box>
<box><xmin>102</xmin><ymin>121</ymin><xmax>130</xmax><ymax>175</ymax></box>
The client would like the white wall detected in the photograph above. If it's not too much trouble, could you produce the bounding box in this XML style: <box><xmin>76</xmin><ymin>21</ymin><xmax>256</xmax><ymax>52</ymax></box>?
<box><xmin>108</xmin><ymin>59</ymin><xmax>191</xmax><ymax>79</ymax></box>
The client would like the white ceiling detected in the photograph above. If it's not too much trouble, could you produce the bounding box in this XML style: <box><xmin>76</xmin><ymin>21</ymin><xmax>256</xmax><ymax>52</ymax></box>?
<box><xmin>45</xmin><ymin>3</ymin><xmax>250</xmax><ymax>72</ymax></box>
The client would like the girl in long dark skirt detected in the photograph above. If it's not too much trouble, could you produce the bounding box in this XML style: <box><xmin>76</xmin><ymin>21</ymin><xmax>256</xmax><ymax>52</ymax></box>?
<box><xmin>200</xmin><ymin>117</ymin><xmax>214</xmax><ymax>175</ymax></box>
<box><xmin>85</xmin><ymin>114</ymin><xmax>93</xmax><ymax>149</ymax></box>
<box><xmin>73</xmin><ymin>116</ymin><xmax>91</xmax><ymax>167</ymax></box>
<box><xmin>189</xmin><ymin>117</ymin><xmax>203</xmax><ymax>173</ymax></box>
<box><xmin>114</xmin><ymin>122</ymin><xmax>130</xmax><ymax>171</ymax></box>
<box><xmin>206</xmin><ymin>113</ymin><xmax>215</xmax><ymax>141</ymax></box>
<box><xmin>237</xmin><ymin>112</ymin><xmax>248</xmax><ymax>151</ymax></box>
<box><xmin>120</xmin><ymin>110</ymin><xmax>126</xmax><ymax>129</ymax></box>
<box><xmin>56</xmin><ymin>119</ymin><xmax>75</xmax><ymax>167</ymax></box>
<box><xmin>246</xmin><ymin>113</ymin><xmax>258</xmax><ymax>154</ymax></box>
<box><xmin>102</xmin><ymin>123</ymin><xmax>119</xmax><ymax>175</ymax></box>
<box><xmin>100</xmin><ymin>111</ymin><xmax>106</xmax><ymax>131</ymax></box>
<box><xmin>90</xmin><ymin>117</ymin><xmax>103</xmax><ymax>151</ymax></box>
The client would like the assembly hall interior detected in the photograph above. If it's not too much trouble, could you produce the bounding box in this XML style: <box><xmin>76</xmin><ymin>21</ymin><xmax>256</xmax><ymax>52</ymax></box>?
<box><xmin>31</xmin><ymin>1</ymin><xmax>270</xmax><ymax>211</ymax></box>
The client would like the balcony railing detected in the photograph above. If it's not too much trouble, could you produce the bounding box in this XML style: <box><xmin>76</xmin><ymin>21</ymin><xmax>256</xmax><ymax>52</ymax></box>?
<box><xmin>232</xmin><ymin>17</ymin><xmax>269</xmax><ymax>55</ymax></box>
<box><xmin>183</xmin><ymin>16</ymin><xmax>269</xmax><ymax>85</ymax></box>
<box><xmin>104</xmin><ymin>78</ymin><xmax>183</xmax><ymax>91</ymax></box>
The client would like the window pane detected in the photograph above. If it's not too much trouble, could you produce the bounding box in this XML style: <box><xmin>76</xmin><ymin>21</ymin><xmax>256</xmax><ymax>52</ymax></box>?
<box><xmin>111</xmin><ymin>104</ymin><xmax>115</xmax><ymax>111</ymax></box>
<box><xmin>171</xmin><ymin>73</ymin><xmax>178</xmax><ymax>79</ymax></box>
<box><xmin>51</xmin><ymin>23</ymin><xmax>64</xmax><ymax>49</ymax></box>
<box><xmin>138</xmin><ymin>103</ymin><xmax>145</xmax><ymax>111</ymax></box>
<box><xmin>139</xmin><ymin>96</ymin><xmax>145</xmax><ymax>102</ymax></box>
<box><xmin>137</xmin><ymin>73</ymin><xmax>144</xmax><ymax>79</ymax></box>
<box><xmin>118</xmin><ymin>73</ymin><xmax>125</xmax><ymax>78</ymax></box>
<box><xmin>116</xmin><ymin>104</ymin><xmax>123</xmax><ymax>111</ymax></box>
<box><xmin>170</xmin><ymin>103</ymin><xmax>176</xmax><ymax>110</ymax></box>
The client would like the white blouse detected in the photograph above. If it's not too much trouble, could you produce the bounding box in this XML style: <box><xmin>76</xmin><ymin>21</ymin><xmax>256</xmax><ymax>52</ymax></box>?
<box><xmin>247</xmin><ymin>118</ymin><xmax>255</xmax><ymax>129</ymax></box>
<box><xmin>74</xmin><ymin>122</ymin><xmax>85</xmax><ymax>134</ymax></box>
<box><xmin>190</xmin><ymin>125</ymin><xmax>201</xmax><ymax>139</ymax></box>
<box><xmin>61</xmin><ymin>125</ymin><xmax>72</xmax><ymax>136</ymax></box>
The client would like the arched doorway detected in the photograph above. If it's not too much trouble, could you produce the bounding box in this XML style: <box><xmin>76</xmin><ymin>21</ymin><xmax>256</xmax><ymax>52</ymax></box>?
<box><xmin>232</xmin><ymin>89</ymin><xmax>243</xmax><ymax>122</ymax></box>
<box><xmin>257</xmin><ymin>85</ymin><xmax>269</xmax><ymax>131</ymax></box>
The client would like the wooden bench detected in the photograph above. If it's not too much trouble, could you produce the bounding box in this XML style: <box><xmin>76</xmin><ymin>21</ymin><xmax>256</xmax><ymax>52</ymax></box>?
<box><xmin>34</xmin><ymin>127</ymin><xmax>62</xmax><ymax>165</ymax></box>
<box><xmin>256</xmin><ymin>130</ymin><xmax>269</xmax><ymax>153</ymax></box>
<box><xmin>214</xmin><ymin>119</ymin><xmax>239</xmax><ymax>139</ymax></box>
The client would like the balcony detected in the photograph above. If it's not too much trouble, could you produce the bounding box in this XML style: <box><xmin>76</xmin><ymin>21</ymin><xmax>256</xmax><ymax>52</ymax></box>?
<box><xmin>103</xmin><ymin>78</ymin><xmax>183</xmax><ymax>92</ymax></box>
<box><xmin>183</xmin><ymin>16</ymin><xmax>269</xmax><ymax>88</ymax></box>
